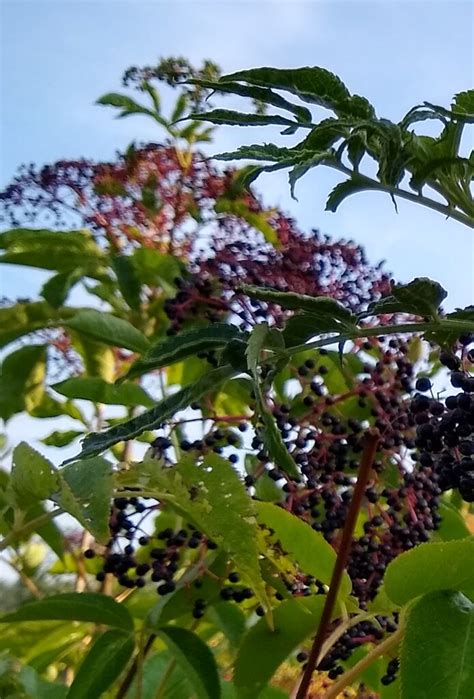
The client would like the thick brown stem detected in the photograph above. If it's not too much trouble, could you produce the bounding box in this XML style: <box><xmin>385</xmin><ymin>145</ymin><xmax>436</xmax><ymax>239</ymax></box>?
<box><xmin>295</xmin><ymin>429</ymin><xmax>379</xmax><ymax>699</ymax></box>
<box><xmin>116</xmin><ymin>634</ymin><xmax>156</xmax><ymax>699</ymax></box>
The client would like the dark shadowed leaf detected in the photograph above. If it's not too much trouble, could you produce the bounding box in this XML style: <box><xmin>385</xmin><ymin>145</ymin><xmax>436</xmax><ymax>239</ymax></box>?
<box><xmin>221</xmin><ymin>66</ymin><xmax>350</xmax><ymax>111</ymax></box>
<box><xmin>158</xmin><ymin>627</ymin><xmax>221</xmax><ymax>699</ymax></box>
<box><xmin>67</xmin><ymin>629</ymin><xmax>135</xmax><ymax>699</ymax></box>
<box><xmin>125</xmin><ymin>324</ymin><xmax>242</xmax><ymax>380</ymax></box>
<box><xmin>196</xmin><ymin>79</ymin><xmax>313</xmax><ymax>123</ymax></box>
<box><xmin>325</xmin><ymin>175</ymin><xmax>376</xmax><ymax>212</ymax></box>
<box><xmin>188</xmin><ymin>108</ymin><xmax>298</xmax><ymax>128</ymax></box>
<box><xmin>365</xmin><ymin>278</ymin><xmax>448</xmax><ymax>319</ymax></box>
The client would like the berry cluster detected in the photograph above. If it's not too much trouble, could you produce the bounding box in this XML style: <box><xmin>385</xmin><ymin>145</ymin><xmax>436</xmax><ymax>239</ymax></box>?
<box><xmin>412</xmin><ymin>343</ymin><xmax>474</xmax><ymax>502</ymax></box>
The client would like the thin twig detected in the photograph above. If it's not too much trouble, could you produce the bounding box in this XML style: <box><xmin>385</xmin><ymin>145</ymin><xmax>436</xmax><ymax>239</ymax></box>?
<box><xmin>295</xmin><ymin>429</ymin><xmax>380</xmax><ymax>699</ymax></box>
<box><xmin>322</xmin><ymin>625</ymin><xmax>403</xmax><ymax>699</ymax></box>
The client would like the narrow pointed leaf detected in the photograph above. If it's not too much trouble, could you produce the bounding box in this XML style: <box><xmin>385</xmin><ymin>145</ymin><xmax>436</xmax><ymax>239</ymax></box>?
<box><xmin>53</xmin><ymin>377</ymin><xmax>154</xmax><ymax>407</ymax></box>
<box><xmin>325</xmin><ymin>175</ymin><xmax>376</xmax><ymax>212</ymax></box>
<box><xmin>240</xmin><ymin>284</ymin><xmax>355</xmax><ymax>325</ymax></box>
<box><xmin>125</xmin><ymin>324</ymin><xmax>242</xmax><ymax>380</ymax></box>
<box><xmin>65</xmin><ymin>310</ymin><xmax>149</xmax><ymax>353</ymax></box>
<box><xmin>75</xmin><ymin>365</ymin><xmax>236</xmax><ymax>459</ymax></box>
<box><xmin>67</xmin><ymin>629</ymin><xmax>135</xmax><ymax>699</ymax></box>
<box><xmin>0</xmin><ymin>344</ymin><xmax>46</xmax><ymax>420</ymax></box>
<box><xmin>189</xmin><ymin>109</ymin><xmax>298</xmax><ymax>128</ymax></box>
<box><xmin>157</xmin><ymin>626</ymin><xmax>220</xmax><ymax>699</ymax></box>
<box><xmin>221</xmin><ymin>66</ymin><xmax>350</xmax><ymax>110</ymax></box>
<box><xmin>196</xmin><ymin>79</ymin><xmax>313</xmax><ymax>123</ymax></box>
<box><xmin>0</xmin><ymin>593</ymin><xmax>134</xmax><ymax>631</ymax></box>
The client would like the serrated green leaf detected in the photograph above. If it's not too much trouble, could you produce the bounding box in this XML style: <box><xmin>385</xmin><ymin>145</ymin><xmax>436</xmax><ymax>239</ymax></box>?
<box><xmin>11</xmin><ymin>443</ymin><xmax>59</xmax><ymax>508</ymax></box>
<box><xmin>365</xmin><ymin>277</ymin><xmax>447</xmax><ymax>319</ymax></box>
<box><xmin>221</xmin><ymin>66</ymin><xmax>351</xmax><ymax>111</ymax></box>
<box><xmin>384</xmin><ymin>539</ymin><xmax>474</xmax><ymax>606</ymax></box>
<box><xmin>0</xmin><ymin>344</ymin><xmax>47</xmax><ymax>420</ymax></box>
<box><xmin>256</xmin><ymin>502</ymin><xmax>352</xmax><ymax>597</ymax></box>
<box><xmin>234</xmin><ymin>596</ymin><xmax>325</xmax><ymax>698</ymax></box>
<box><xmin>401</xmin><ymin>591</ymin><xmax>474</xmax><ymax>699</ymax></box>
<box><xmin>67</xmin><ymin>629</ymin><xmax>135</xmax><ymax>699</ymax></box>
<box><xmin>189</xmin><ymin>108</ymin><xmax>298</xmax><ymax>128</ymax></box>
<box><xmin>214</xmin><ymin>143</ymin><xmax>300</xmax><ymax>163</ymax></box>
<box><xmin>325</xmin><ymin>175</ymin><xmax>376</xmax><ymax>212</ymax></box>
<box><xmin>125</xmin><ymin>324</ymin><xmax>241</xmax><ymax>380</ymax></box>
<box><xmin>52</xmin><ymin>377</ymin><xmax>154</xmax><ymax>407</ymax></box>
<box><xmin>197</xmin><ymin>79</ymin><xmax>313</xmax><ymax>123</ymax></box>
<box><xmin>65</xmin><ymin>310</ymin><xmax>149</xmax><ymax>353</ymax></box>
<box><xmin>74</xmin><ymin>365</ymin><xmax>236</xmax><ymax>460</ymax></box>
<box><xmin>57</xmin><ymin>457</ymin><xmax>114</xmax><ymax>542</ymax></box>
<box><xmin>453</xmin><ymin>89</ymin><xmax>474</xmax><ymax>118</ymax></box>
<box><xmin>0</xmin><ymin>593</ymin><xmax>134</xmax><ymax>630</ymax></box>
<box><xmin>157</xmin><ymin>626</ymin><xmax>221</xmax><ymax>699</ymax></box>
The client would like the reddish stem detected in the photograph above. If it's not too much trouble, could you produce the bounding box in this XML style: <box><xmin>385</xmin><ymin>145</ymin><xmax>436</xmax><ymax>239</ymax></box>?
<box><xmin>295</xmin><ymin>429</ymin><xmax>380</xmax><ymax>699</ymax></box>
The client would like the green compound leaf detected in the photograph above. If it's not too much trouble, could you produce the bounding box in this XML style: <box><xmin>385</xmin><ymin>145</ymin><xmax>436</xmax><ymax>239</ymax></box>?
<box><xmin>255</xmin><ymin>502</ymin><xmax>352</xmax><ymax>597</ymax></box>
<box><xmin>74</xmin><ymin>365</ymin><xmax>236</xmax><ymax>460</ymax></box>
<box><xmin>67</xmin><ymin>629</ymin><xmax>135</xmax><ymax>699</ymax></box>
<box><xmin>0</xmin><ymin>593</ymin><xmax>134</xmax><ymax>631</ymax></box>
<box><xmin>188</xmin><ymin>108</ymin><xmax>298</xmax><ymax>129</ymax></box>
<box><xmin>234</xmin><ymin>596</ymin><xmax>325</xmax><ymax>698</ymax></box>
<box><xmin>57</xmin><ymin>457</ymin><xmax>114</xmax><ymax>543</ymax></box>
<box><xmin>365</xmin><ymin>277</ymin><xmax>448</xmax><ymax>319</ymax></box>
<box><xmin>125</xmin><ymin>324</ymin><xmax>242</xmax><ymax>381</ymax></box>
<box><xmin>157</xmin><ymin>626</ymin><xmax>221</xmax><ymax>699</ymax></box>
<box><xmin>11</xmin><ymin>442</ymin><xmax>59</xmax><ymax>508</ymax></box>
<box><xmin>384</xmin><ymin>539</ymin><xmax>474</xmax><ymax>606</ymax></box>
<box><xmin>400</xmin><ymin>591</ymin><xmax>474</xmax><ymax>699</ymax></box>
<box><xmin>65</xmin><ymin>309</ymin><xmax>150</xmax><ymax>353</ymax></box>
<box><xmin>53</xmin><ymin>377</ymin><xmax>154</xmax><ymax>408</ymax></box>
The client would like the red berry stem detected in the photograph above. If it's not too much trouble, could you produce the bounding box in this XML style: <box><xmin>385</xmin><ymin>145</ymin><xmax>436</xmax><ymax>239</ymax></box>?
<box><xmin>295</xmin><ymin>429</ymin><xmax>380</xmax><ymax>699</ymax></box>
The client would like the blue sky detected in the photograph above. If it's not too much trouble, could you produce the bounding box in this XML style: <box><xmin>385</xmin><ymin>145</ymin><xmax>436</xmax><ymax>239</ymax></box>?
<box><xmin>1</xmin><ymin>0</ymin><xmax>473</xmax><ymax>309</ymax></box>
<box><xmin>0</xmin><ymin>0</ymin><xmax>473</xmax><ymax>454</ymax></box>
